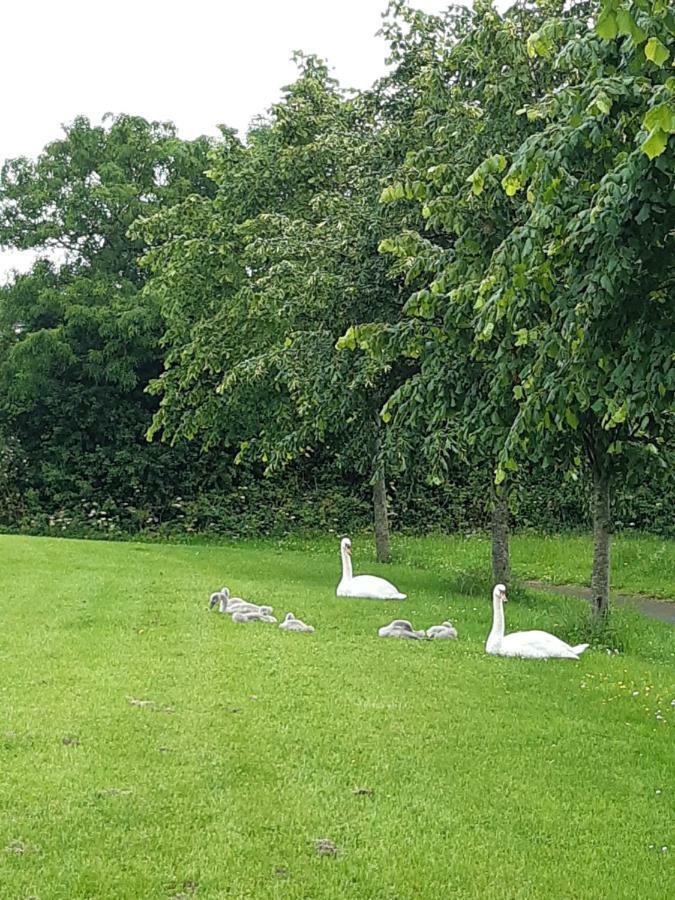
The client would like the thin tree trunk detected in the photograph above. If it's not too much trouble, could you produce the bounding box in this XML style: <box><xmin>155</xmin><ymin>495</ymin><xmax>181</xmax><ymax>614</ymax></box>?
<box><xmin>373</xmin><ymin>475</ymin><xmax>391</xmax><ymax>563</ymax></box>
<box><xmin>372</xmin><ymin>410</ymin><xmax>391</xmax><ymax>563</ymax></box>
<box><xmin>490</xmin><ymin>484</ymin><xmax>510</xmax><ymax>587</ymax></box>
<box><xmin>590</xmin><ymin>463</ymin><xmax>611</xmax><ymax>618</ymax></box>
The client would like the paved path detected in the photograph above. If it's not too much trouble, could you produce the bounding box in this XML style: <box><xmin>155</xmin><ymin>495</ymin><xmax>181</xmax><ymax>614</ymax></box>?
<box><xmin>523</xmin><ymin>580</ymin><xmax>675</xmax><ymax>625</ymax></box>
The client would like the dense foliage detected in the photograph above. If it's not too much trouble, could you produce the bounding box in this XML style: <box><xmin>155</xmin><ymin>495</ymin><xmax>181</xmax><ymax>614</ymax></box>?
<box><xmin>0</xmin><ymin>2</ymin><xmax>672</xmax><ymax>611</ymax></box>
<box><xmin>0</xmin><ymin>115</ymin><xmax>224</xmax><ymax>532</ymax></box>
<box><xmin>477</xmin><ymin>0</ymin><xmax>675</xmax><ymax>612</ymax></box>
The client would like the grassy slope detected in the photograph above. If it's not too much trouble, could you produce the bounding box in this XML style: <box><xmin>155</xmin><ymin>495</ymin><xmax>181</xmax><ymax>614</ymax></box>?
<box><xmin>0</xmin><ymin>533</ymin><xmax>673</xmax><ymax>899</ymax></box>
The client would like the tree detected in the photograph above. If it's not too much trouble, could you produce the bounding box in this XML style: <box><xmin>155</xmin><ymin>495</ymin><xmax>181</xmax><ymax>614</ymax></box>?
<box><xmin>340</xmin><ymin>0</ymin><xmax>576</xmax><ymax>584</ymax></box>
<box><xmin>139</xmin><ymin>56</ymin><xmax>411</xmax><ymax>561</ymax></box>
<box><xmin>0</xmin><ymin>115</ymin><xmax>215</xmax><ymax>519</ymax></box>
<box><xmin>475</xmin><ymin>0</ymin><xmax>674</xmax><ymax>615</ymax></box>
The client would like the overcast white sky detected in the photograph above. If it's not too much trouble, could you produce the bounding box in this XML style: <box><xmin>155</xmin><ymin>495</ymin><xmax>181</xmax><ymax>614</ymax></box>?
<box><xmin>0</xmin><ymin>0</ymin><xmax>462</xmax><ymax>280</ymax></box>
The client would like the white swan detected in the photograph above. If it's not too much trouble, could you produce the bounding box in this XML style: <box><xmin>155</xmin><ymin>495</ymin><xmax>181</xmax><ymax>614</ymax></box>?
<box><xmin>336</xmin><ymin>538</ymin><xmax>406</xmax><ymax>600</ymax></box>
<box><xmin>426</xmin><ymin>621</ymin><xmax>458</xmax><ymax>640</ymax></box>
<box><xmin>486</xmin><ymin>584</ymin><xmax>589</xmax><ymax>659</ymax></box>
<box><xmin>279</xmin><ymin>613</ymin><xmax>315</xmax><ymax>633</ymax></box>
<box><xmin>378</xmin><ymin>619</ymin><xmax>425</xmax><ymax>639</ymax></box>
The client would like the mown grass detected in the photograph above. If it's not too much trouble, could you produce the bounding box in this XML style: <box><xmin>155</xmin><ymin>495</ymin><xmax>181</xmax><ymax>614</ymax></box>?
<box><xmin>223</xmin><ymin>531</ymin><xmax>675</xmax><ymax>600</ymax></box>
<box><xmin>0</xmin><ymin>533</ymin><xmax>673</xmax><ymax>899</ymax></box>
<box><xmin>343</xmin><ymin>532</ymin><xmax>675</xmax><ymax>600</ymax></box>
<box><xmin>510</xmin><ymin>532</ymin><xmax>675</xmax><ymax>599</ymax></box>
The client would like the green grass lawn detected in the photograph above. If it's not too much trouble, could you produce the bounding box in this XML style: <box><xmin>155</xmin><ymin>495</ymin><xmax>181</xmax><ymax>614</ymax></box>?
<box><xmin>252</xmin><ymin>531</ymin><xmax>675</xmax><ymax>600</ymax></box>
<box><xmin>1</xmin><ymin>532</ymin><xmax>673</xmax><ymax>899</ymax></box>
<box><xmin>388</xmin><ymin>532</ymin><xmax>675</xmax><ymax>600</ymax></box>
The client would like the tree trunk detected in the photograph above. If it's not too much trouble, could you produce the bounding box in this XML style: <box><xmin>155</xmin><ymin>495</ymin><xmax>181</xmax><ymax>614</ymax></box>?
<box><xmin>373</xmin><ymin>475</ymin><xmax>391</xmax><ymax>563</ymax></box>
<box><xmin>590</xmin><ymin>463</ymin><xmax>611</xmax><ymax>618</ymax></box>
<box><xmin>490</xmin><ymin>484</ymin><xmax>510</xmax><ymax>587</ymax></box>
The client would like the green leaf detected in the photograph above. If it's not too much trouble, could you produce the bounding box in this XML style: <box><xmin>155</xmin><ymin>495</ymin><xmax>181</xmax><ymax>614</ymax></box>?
<box><xmin>337</xmin><ymin>327</ymin><xmax>356</xmax><ymax>351</ymax></box>
<box><xmin>615</xmin><ymin>8</ymin><xmax>631</xmax><ymax>35</ymax></box>
<box><xmin>379</xmin><ymin>182</ymin><xmax>406</xmax><ymax>204</ymax></box>
<box><xmin>494</xmin><ymin>466</ymin><xmax>506</xmax><ymax>486</ymax></box>
<box><xmin>480</xmin><ymin>321</ymin><xmax>494</xmax><ymax>342</ymax></box>
<box><xmin>641</xmin><ymin>128</ymin><xmax>668</xmax><ymax>160</ymax></box>
<box><xmin>564</xmin><ymin>408</ymin><xmax>579</xmax><ymax>429</ymax></box>
<box><xmin>635</xmin><ymin>202</ymin><xmax>651</xmax><ymax>224</ymax></box>
<box><xmin>612</xmin><ymin>402</ymin><xmax>628</xmax><ymax>425</ymax></box>
<box><xmin>644</xmin><ymin>104</ymin><xmax>675</xmax><ymax>134</ymax></box>
<box><xmin>527</xmin><ymin>32</ymin><xmax>553</xmax><ymax>59</ymax></box>
<box><xmin>596</xmin><ymin>10</ymin><xmax>618</xmax><ymax>40</ymax></box>
<box><xmin>469</xmin><ymin>171</ymin><xmax>485</xmax><ymax>196</ymax></box>
<box><xmin>502</xmin><ymin>171</ymin><xmax>523</xmax><ymax>198</ymax></box>
<box><xmin>378</xmin><ymin>238</ymin><xmax>398</xmax><ymax>254</ymax></box>
<box><xmin>412</xmin><ymin>181</ymin><xmax>427</xmax><ymax>200</ymax></box>
<box><xmin>645</xmin><ymin>37</ymin><xmax>670</xmax><ymax>67</ymax></box>
<box><xmin>615</xmin><ymin>9</ymin><xmax>646</xmax><ymax>44</ymax></box>
<box><xmin>588</xmin><ymin>91</ymin><xmax>613</xmax><ymax>116</ymax></box>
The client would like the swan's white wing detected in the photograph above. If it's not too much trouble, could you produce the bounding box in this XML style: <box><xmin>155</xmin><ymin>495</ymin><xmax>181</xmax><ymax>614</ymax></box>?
<box><xmin>342</xmin><ymin>575</ymin><xmax>406</xmax><ymax>599</ymax></box>
<box><xmin>501</xmin><ymin>630</ymin><xmax>581</xmax><ymax>659</ymax></box>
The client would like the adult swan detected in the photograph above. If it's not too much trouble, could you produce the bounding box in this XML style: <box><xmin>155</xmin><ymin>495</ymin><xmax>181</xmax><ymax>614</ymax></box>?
<box><xmin>336</xmin><ymin>537</ymin><xmax>406</xmax><ymax>600</ymax></box>
<box><xmin>486</xmin><ymin>584</ymin><xmax>589</xmax><ymax>659</ymax></box>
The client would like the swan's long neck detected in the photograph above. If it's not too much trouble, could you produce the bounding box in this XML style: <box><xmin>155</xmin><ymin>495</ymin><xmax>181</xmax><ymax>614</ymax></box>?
<box><xmin>488</xmin><ymin>594</ymin><xmax>505</xmax><ymax>647</ymax></box>
<box><xmin>340</xmin><ymin>546</ymin><xmax>353</xmax><ymax>582</ymax></box>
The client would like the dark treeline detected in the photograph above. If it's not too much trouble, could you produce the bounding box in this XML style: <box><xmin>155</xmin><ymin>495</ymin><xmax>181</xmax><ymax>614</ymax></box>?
<box><xmin>0</xmin><ymin>1</ymin><xmax>673</xmax><ymax>616</ymax></box>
